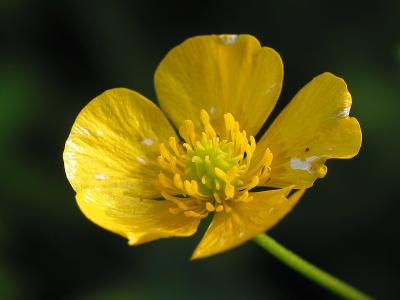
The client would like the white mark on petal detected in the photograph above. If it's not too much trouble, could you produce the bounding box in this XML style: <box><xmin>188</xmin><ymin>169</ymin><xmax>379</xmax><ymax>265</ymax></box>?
<box><xmin>209</xmin><ymin>106</ymin><xmax>216</xmax><ymax>114</ymax></box>
<box><xmin>66</xmin><ymin>140</ymin><xmax>82</xmax><ymax>152</ymax></box>
<box><xmin>219</xmin><ymin>34</ymin><xmax>238</xmax><ymax>44</ymax></box>
<box><xmin>95</xmin><ymin>173</ymin><xmax>108</xmax><ymax>180</ymax></box>
<box><xmin>142</xmin><ymin>138</ymin><xmax>154</xmax><ymax>146</ymax></box>
<box><xmin>65</xmin><ymin>159</ymin><xmax>77</xmax><ymax>179</ymax></box>
<box><xmin>336</xmin><ymin>106</ymin><xmax>351</xmax><ymax>117</ymax></box>
<box><xmin>96</xmin><ymin>129</ymin><xmax>104</xmax><ymax>135</ymax></box>
<box><xmin>68</xmin><ymin>158</ymin><xmax>76</xmax><ymax>166</ymax></box>
<box><xmin>81</xmin><ymin>128</ymin><xmax>90</xmax><ymax>136</ymax></box>
<box><xmin>136</xmin><ymin>156</ymin><xmax>146</xmax><ymax>164</ymax></box>
<box><xmin>266</xmin><ymin>82</ymin><xmax>277</xmax><ymax>94</ymax></box>
<box><xmin>290</xmin><ymin>156</ymin><xmax>320</xmax><ymax>173</ymax></box>
<box><xmin>238</xmin><ymin>232</ymin><xmax>245</xmax><ymax>238</ymax></box>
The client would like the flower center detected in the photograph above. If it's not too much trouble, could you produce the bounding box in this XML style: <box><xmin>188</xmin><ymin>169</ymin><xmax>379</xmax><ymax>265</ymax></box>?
<box><xmin>185</xmin><ymin>133</ymin><xmax>241</xmax><ymax>196</ymax></box>
<box><xmin>157</xmin><ymin>110</ymin><xmax>273</xmax><ymax>218</ymax></box>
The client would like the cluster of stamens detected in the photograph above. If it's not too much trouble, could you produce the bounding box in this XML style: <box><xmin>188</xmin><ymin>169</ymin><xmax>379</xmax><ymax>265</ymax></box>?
<box><xmin>157</xmin><ymin>110</ymin><xmax>273</xmax><ymax>218</ymax></box>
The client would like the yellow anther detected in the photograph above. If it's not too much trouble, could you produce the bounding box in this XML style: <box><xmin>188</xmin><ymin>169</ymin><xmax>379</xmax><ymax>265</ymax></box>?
<box><xmin>261</xmin><ymin>148</ymin><xmax>273</xmax><ymax>167</ymax></box>
<box><xmin>184</xmin><ymin>180</ymin><xmax>193</xmax><ymax>195</ymax></box>
<box><xmin>168</xmin><ymin>137</ymin><xmax>181</xmax><ymax>156</ymax></box>
<box><xmin>159</xmin><ymin>143</ymin><xmax>172</xmax><ymax>161</ymax></box>
<box><xmin>214</xmin><ymin>167</ymin><xmax>227</xmax><ymax>181</ymax></box>
<box><xmin>173</xmin><ymin>173</ymin><xmax>183</xmax><ymax>190</ymax></box>
<box><xmin>200</xmin><ymin>109</ymin><xmax>210</xmax><ymax>123</ymax></box>
<box><xmin>157</xmin><ymin>156</ymin><xmax>169</xmax><ymax>170</ymax></box>
<box><xmin>266</xmin><ymin>150</ymin><xmax>273</xmax><ymax>165</ymax></box>
<box><xmin>224</xmin><ymin>113</ymin><xmax>234</xmax><ymax>134</ymax></box>
<box><xmin>250</xmin><ymin>136</ymin><xmax>256</xmax><ymax>150</ymax></box>
<box><xmin>158</xmin><ymin>110</ymin><xmax>274</xmax><ymax>218</ymax></box>
<box><xmin>192</xmin><ymin>156</ymin><xmax>202</xmax><ymax>163</ymax></box>
<box><xmin>225</xmin><ymin>183</ymin><xmax>235</xmax><ymax>199</ymax></box>
<box><xmin>239</xmin><ymin>135</ymin><xmax>247</xmax><ymax>154</ymax></box>
<box><xmin>200</xmin><ymin>109</ymin><xmax>216</xmax><ymax>138</ymax></box>
<box><xmin>179</xmin><ymin>120</ymin><xmax>196</xmax><ymax>145</ymax></box>
<box><xmin>184</xmin><ymin>210</ymin><xmax>202</xmax><ymax>218</ymax></box>
<box><xmin>191</xmin><ymin>180</ymin><xmax>199</xmax><ymax>194</ymax></box>
<box><xmin>213</xmin><ymin>193</ymin><xmax>222</xmax><ymax>203</ymax></box>
<box><xmin>206</xmin><ymin>202</ymin><xmax>215</xmax><ymax>212</ymax></box>
<box><xmin>215</xmin><ymin>180</ymin><xmax>221</xmax><ymax>190</ymax></box>
<box><xmin>259</xmin><ymin>166</ymin><xmax>271</xmax><ymax>183</ymax></box>
<box><xmin>183</xmin><ymin>143</ymin><xmax>193</xmax><ymax>151</ymax></box>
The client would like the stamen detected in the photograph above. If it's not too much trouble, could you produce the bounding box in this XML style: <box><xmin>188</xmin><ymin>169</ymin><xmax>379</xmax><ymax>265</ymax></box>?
<box><xmin>224</xmin><ymin>183</ymin><xmax>235</xmax><ymax>199</ymax></box>
<box><xmin>215</xmin><ymin>180</ymin><xmax>221</xmax><ymax>191</ymax></box>
<box><xmin>214</xmin><ymin>167</ymin><xmax>227</xmax><ymax>181</ymax></box>
<box><xmin>168</xmin><ymin>137</ymin><xmax>182</xmax><ymax>157</ymax></box>
<box><xmin>156</xmin><ymin>110</ymin><xmax>273</xmax><ymax>218</ymax></box>
<box><xmin>206</xmin><ymin>202</ymin><xmax>215</xmax><ymax>212</ymax></box>
<box><xmin>213</xmin><ymin>192</ymin><xmax>222</xmax><ymax>203</ymax></box>
<box><xmin>159</xmin><ymin>143</ymin><xmax>172</xmax><ymax>161</ymax></box>
<box><xmin>200</xmin><ymin>109</ymin><xmax>216</xmax><ymax>138</ymax></box>
<box><xmin>184</xmin><ymin>180</ymin><xmax>193</xmax><ymax>195</ymax></box>
<box><xmin>184</xmin><ymin>211</ymin><xmax>202</xmax><ymax>218</ymax></box>
<box><xmin>179</xmin><ymin>120</ymin><xmax>196</xmax><ymax>146</ymax></box>
<box><xmin>173</xmin><ymin>173</ymin><xmax>183</xmax><ymax>190</ymax></box>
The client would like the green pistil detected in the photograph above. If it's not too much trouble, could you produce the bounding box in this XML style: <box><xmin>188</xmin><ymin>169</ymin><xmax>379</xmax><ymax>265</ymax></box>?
<box><xmin>185</xmin><ymin>137</ymin><xmax>239</xmax><ymax>196</ymax></box>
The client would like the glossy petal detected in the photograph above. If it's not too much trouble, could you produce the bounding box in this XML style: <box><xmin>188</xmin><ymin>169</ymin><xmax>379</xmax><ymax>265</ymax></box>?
<box><xmin>191</xmin><ymin>188</ymin><xmax>305</xmax><ymax>259</ymax></box>
<box><xmin>63</xmin><ymin>88</ymin><xmax>176</xmax><ymax>198</ymax></box>
<box><xmin>154</xmin><ymin>34</ymin><xmax>283</xmax><ymax>136</ymax></box>
<box><xmin>255</xmin><ymin>72</ymin><xmax>362</xmax><ymax>188</ymax></box>
<box><xmin>77</xmin><ymin>188</ymin><xmax>200</xmax><ymax>245</ymax></box>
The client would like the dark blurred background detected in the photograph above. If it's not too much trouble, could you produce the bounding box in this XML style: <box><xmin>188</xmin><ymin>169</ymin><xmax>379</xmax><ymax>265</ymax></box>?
<box><xmin>1</xmin><ymin>0</ymin><xmax>399</xmax><ymax>299</ymax></box>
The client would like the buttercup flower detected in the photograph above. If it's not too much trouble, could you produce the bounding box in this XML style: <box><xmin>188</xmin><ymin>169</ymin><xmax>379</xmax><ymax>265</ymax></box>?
<box><xmin>63</xmin><ymin>34</ymin><xmax>361</xmax><ymax>259</ymax></box>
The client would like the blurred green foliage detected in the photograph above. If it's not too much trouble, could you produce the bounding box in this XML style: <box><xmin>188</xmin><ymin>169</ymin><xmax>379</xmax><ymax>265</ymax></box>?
<box><xmin>0</xmin><ymin>0</ymin><xmax>399</xmax><ymax>299</ymax></box>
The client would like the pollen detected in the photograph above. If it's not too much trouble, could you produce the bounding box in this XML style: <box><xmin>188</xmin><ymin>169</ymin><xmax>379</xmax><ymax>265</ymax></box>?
<box><xmin>157</xmin><ymin>110</ymin><xmax>273</xmax><ymax>219</ymax></box>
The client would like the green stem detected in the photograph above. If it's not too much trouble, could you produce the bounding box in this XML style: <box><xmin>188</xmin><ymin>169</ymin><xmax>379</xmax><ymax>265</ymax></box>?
<box><xmin>253</xmin><ymin>234</ymin><xmax>373</xmax><ymax>300</ymax></box>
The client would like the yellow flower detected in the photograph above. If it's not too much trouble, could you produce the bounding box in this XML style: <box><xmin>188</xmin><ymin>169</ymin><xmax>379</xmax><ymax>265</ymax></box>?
<box><xmin>63</xmin><ymin>34</ymin><xmax>361</xmax><ymax>259</ymax></box>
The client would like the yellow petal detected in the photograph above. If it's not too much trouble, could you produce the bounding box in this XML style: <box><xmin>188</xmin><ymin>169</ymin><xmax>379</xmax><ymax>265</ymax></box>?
<box><xmin>255</xmin><ymin>72</ymin><xmax>362</xmax><ymax>188</ymax></box>
<box><xmin>77</xmin><ymin>188</ymin><xmax>200</xmax><ymax>245</ymax></box>
<box><xmin>191</xmin><ymin>188</ymin><xmax>305</xmax><ymax>259</ymax></box>
<box><xmin>154</xmin><ymin>34</ymin><xmax>283</xmax><ymax>136</ymax></box>
<box><xmin>63</xmin><ymin>88</ymin><xmax>177</xmax><ymax>198</ymax></box>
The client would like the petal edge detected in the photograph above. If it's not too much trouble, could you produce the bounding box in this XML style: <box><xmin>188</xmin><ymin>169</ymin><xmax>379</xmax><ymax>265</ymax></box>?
<box><xmin>155</xmin><ymin>34</ymin><xmax>283</xmax><ymax>136</ymax></box>
<box><xmin>191</xmin><ymin>188</ymin><xmax>305</xmax><ymax>259</ymax></box>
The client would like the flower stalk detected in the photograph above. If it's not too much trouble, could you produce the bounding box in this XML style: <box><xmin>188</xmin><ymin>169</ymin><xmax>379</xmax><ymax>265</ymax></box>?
<box><xmin>253</xmin><ymin>234</ymin><xmax>373</xmax><ymax>300</ymax></box>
